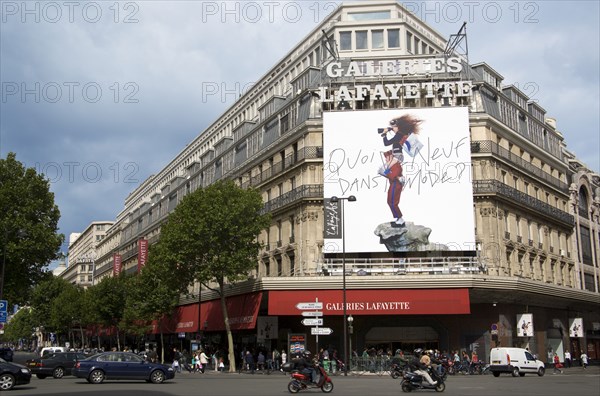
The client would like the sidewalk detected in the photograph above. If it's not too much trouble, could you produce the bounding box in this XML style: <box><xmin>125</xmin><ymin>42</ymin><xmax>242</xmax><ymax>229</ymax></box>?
<box><xmin>550</xmin><ymin>364</ymin><xmax>599</xmax><ymax>375</ymax></box>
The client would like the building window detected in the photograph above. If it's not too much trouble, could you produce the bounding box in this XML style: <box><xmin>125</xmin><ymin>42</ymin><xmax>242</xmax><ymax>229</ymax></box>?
<box><xmin>406</xmin><ymin>31</ymin><xmax>413</xmax><ymax>53</ymax></box>
<box><xmin>372</xmin><ymin>30</ymin><xmax>384</xmax><ymax>49</ymax></box>
<box><xmin>356</xmin><ymin>31</ymin><xmax>368</xmax><ymax>50</ymax></box>
<box><xmin>289</xmin><ymin>215</ymin><xmax>295</xmax><ymax>241</ymax></box>
<box><xmin>347</xmin><ymin>11</ymin><xmax>390</xmax><ymax>20</ymax></box>
<box><xmin>276</xmin><ymin>256</ymin><xmax>282</xmax><ymax>276</ymax></box>
<box><xmin>388</xmin><ymin>29</ymin><xmax>399</xmax><ymax>48</ymax></box>
<box><xmin>340</xmin><ymin>31</ymin><xmax>352</xmax><ymax>51</ymax></box>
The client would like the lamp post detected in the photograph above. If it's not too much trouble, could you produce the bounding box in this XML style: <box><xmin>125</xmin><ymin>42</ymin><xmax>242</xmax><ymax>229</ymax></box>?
<box><xmin>329</xmin><ymin>195</ymin><xmax>356</xmax><ymax>376</ymax></box>
<box><xmin>347</xmin><ymin>315</ymin><xmax>354</xmax><ymax>370</ymax></box>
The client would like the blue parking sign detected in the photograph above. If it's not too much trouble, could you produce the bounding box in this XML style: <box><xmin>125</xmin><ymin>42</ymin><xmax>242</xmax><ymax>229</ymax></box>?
<box><xmin>0</xmin><ymin>300</ymin><xmax>7</xmax><ymax>312</ymax></box>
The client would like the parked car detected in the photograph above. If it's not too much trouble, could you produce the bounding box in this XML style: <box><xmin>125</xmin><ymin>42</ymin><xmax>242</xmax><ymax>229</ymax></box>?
<box><xmin>489</xmin><ymin>347</ymin><xmax>545</xmax><ymax>377</ymax></box>
<box><xmin>26</xmin><ymin>352</ymin><xmax>88</xmax><ymax>379</ymax></box>
<box><xmin>0</xmin><ymin>348</ymin><xmax>13</xmax><ymax>362</ymax></box>
<box><xmin>0</xmin><ymin>357</ymin><xmax>32</xmax><ymax>390</ymax></box>
<box><xmin>72</xmin><ymin>351</ymin><xmax>175</xmax><ymax>384</ymax></box>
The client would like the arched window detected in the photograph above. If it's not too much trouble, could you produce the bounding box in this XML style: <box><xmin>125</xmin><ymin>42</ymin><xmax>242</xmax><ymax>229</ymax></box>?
<box><xmin>578</xmin><ymin>187</ymin><xmax>589</xmax><ymax>218</ymax></box>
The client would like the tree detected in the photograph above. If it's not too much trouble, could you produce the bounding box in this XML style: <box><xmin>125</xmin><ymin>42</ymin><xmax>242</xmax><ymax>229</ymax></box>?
<box><xmin>123</xmin><ymin>255</ymin><xmax>181</xmax><ymax>363</ymax></box>
<box><xmin>1</xmin><ymin>307</ymin><xmax>35</xmax><ymax>344</ymax></box>
<box><xmin>29</xmin><ymin>276</ymin><xmax>73</xmax><ymax>340</ymax></box>
<box><xmin>0</xmin><ymin>152</ymin><xmax>64</xmax><ymax>304</ymax></box>
<box><xmin>153</xmin><ymin>179</ymin><xmax>270</xmax><ymax>372</ymax></box>
<box><xmin>49</xmin><ymin>284</ymin><xmax>88</xmax><ymax>348</ymax></box>
<box><xmin>86</xmin><ymin>274</ymin><xmax>130</xmax><ymax>351</ymax></box>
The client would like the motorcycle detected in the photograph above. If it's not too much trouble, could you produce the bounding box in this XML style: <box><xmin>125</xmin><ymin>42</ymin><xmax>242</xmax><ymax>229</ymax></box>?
<box><xmin>390</xmin><ymin>360</ymin><xmax>410</xmax><ymax>379</ymax></box>
<box><xmin>287</xmin><ymin>363</ymin><xmax>334</xmax><ymax>393</ymax></box>
<box><xmin>401</xmin><ymin>368</ymin><xmax>446</xmax><ymax>392</ymax></box>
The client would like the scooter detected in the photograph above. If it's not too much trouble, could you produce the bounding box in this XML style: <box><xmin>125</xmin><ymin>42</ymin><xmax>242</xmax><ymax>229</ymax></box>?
<box><xmin>401</xmin><ymin>369</ymin><xmax>446</xmax><ymax>392</ymax></box>
<box><xmin>287</xmin><ymin>364</ymin><xmax>334</xmax><ymax>393</ymax></box>
<box><xmin>390</xmin><ymin>360</ymin><xmax>410</xmax><ymax>379</ymax></box>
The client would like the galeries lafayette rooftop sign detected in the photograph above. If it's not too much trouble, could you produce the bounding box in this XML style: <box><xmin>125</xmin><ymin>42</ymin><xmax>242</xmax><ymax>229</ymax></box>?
<box><xmin>318</xmin><ymin>57</ymin><xmax>471</xmax><ymax>103</ymax></box>
<box><xmin>325</xmin><ymin>57</ymin><xmax>463</xmax><ymax>78</ymax></box>
<box><xmin>268</xmin><ymin>289</ymin><xmax>470</xmax><ymax>315</ymax></box>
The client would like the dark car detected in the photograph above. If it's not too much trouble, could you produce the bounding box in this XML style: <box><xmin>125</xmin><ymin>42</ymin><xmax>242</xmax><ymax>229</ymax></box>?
<box><xmin>0</xmin><ymin>348</ymin><xmax>13</xmax><ymax>362</ymax></box>
<box><xmin>0</xmin><ymin>357</ymin><xmax>32</xmax><ymax>390</ymax></box>
<box><xmin>72</xmin><ymin>351</ymin><xmax>175</xmax><ymax>384</ymax></box>
<box><xmin>26</xmin><ymin>352</ymin><xmax>88</xmax><ymax>379</ymax></box>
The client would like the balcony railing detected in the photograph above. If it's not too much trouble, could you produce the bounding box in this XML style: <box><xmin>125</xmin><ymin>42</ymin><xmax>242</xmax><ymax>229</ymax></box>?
<box><xmin>261</xmin><ymin>184</ymin><xmax>323</xmax><ymax>214</ymax></box>
<box><xmin>321</xmin><ymin>256</ymin><xmax>484</xmax><ymax>276</ymax></box>
<box><xmin>242</xmin><ymin>146</ymin><xmax>322</xmax><ymax>189</ymax></box>
<box><xmin>471</xmin><ymin>141</ymin><xmax>567</xmax><ymax>190</ymax></box>
<box><xmin>473</xmin><ymin>180</ymin><xmax>574</xmax><ymax>226</ymax></box>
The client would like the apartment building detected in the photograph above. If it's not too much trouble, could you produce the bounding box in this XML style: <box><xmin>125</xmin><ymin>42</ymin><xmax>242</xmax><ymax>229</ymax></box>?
<box><xmin>63</xmin><ymin>222</ymin><xmax>113</xmax><ymax>288</ymax></box>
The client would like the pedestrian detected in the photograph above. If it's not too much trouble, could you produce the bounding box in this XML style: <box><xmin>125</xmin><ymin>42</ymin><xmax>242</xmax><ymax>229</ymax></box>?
<box><xmin>244</xmin><ymin>350</ymin><xmax>255</xmax><ymax>373</ymax></box>
<box><xmin>272</xmin><ymin>348</ymin><xmax>281</xmax><ymax>370</ymax></box>
<box><xmin>580</xmin><ymin>351</ymin><xmax>588</xmax><ymax>369</ymax></box>
<box><xmin>199</xmin><ymin>349</ymin><xmax>209</xmax><ymax>373</ymax></box>
<box><xmin>257</xmin><ymin>351</ymin><xmax>266</xmax><ymax>371</ymax></box>
<box><xmin>172</xmin><ymin>347</ymin><xmax>182</xmax><ymax>373</ymax></box>
<box><xmin>281</xmin><ymin>350</ymin><xmax>287</xmax><ymax>371</ymax></box>
<box><xmin>564</xmin><ymin>350</ymin><xmax>572</xmax><ymax>368</ymax></box>
<box><xmin>553</xmin><ymin>353</ymin><xmax>563</xmax><ymax>374</ymax></box>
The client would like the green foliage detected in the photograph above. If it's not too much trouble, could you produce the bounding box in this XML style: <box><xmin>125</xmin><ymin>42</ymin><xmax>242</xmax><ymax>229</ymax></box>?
<box><xmin>86</xmin><ymin>274</ymin><xmax>130</xmax><ymax>327</ymax></box>
<box><xmin>123</xmin><ymin>258</ymin><xmax>180</xmax><ymax>334</ymax></box>
<box><xmin>0</xmin><ymin>152</ymin><xmax>64</xmax><ymax>304</ymax></box>
<box><xmin>1</xmin><ymin>307</ymin><xmax>36</xmax><ymax>342</ymax></box>
<box><xmin>152</xmin><ymin>179</ymin><xmax>270</xmax><ymax>371</ymax></box>
<box><xmin>155</xmin><ymin>179</ymin><xmax>270</xmax><ymax>291</ymax></box>
<box><xmin>49</xmin><ymin>284</ymin><xmax>86</xmax><ymax>335</ymax></box>
<box><xmin>29</xmin><ymin>276</ymin><xmax>73</xmax><ymax>333</ymax></box>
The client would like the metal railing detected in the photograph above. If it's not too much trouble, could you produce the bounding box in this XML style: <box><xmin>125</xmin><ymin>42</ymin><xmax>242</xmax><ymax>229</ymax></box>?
<box><xmin>320</xmin><ymin>256</ymin><xmax>484</xmax><ymax>276</ymax></box>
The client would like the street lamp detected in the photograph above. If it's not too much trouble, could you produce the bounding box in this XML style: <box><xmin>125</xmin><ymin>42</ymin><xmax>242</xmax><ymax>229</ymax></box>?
<box><xmin>347</xmin><ymin>315</ymin><xmax>354</xmax><ymax>370</ymax></box>
<box><xmin>329</xmin><ymin>195</ymin><xmax>356</xmax><ymax>376</ymax></box>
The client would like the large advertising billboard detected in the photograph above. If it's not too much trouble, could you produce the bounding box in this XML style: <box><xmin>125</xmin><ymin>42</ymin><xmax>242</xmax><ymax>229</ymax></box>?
<box><xmin>323</xmin><ymin>107</ymin><xmax>475</xmax><ymax>253</ymax></box>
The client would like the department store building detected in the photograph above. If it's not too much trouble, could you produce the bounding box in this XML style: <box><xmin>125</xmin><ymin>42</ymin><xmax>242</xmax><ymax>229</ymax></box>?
<box><xmin>82</xmin><ymin>1</ymin><xmax>599</xmax><ymax>362</ymax></box>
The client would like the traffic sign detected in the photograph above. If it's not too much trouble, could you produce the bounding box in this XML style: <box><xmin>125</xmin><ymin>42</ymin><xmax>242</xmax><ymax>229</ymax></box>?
<box><xmin>302</xmin><ymin>318</ymin><xmax>323</xmax><ymax>326</ymax></box>
<box><xmin>296</xmin><ymin>302</ymin><xmax>323</xmax><ymax>310</ymax></box>
<box><xmin>0</xmin><ymin>312</ymin><xmax>7</xmax><ymax>323</ymax></box>
<box><xmin>311</xmin><ymin>327</ymin><xmax>333</xmax><ymax>335</ymax></box>
<box><xmin>0</xmin><ymin>300</ymin><xmax>7</xmax><ymax>312</ymax></box>
<box><xmin>301</xmin><ymin>311</ymin><xmax>323</xmax><ymax>317</ymax></box>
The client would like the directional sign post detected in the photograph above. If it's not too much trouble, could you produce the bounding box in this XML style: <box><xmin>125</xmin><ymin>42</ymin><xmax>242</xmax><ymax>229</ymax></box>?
<box><xmin>311</xmin><ymin>327</ymin><xmax>333</xmax><ymax>336</ymax></box>
<box><xmin>297</xmin><ymin>298</ymin><xmax>328</xmax><ymax>352</ymax></box>
<box><xmin>296</xmin><ymin>302</ymin><xmax>323</xmax><ymax>310</ymax></box>
<box><xmin>301</xmin><ymin>311</ymin><xmax>323</xmax><ymax>317</ymax></box>
<box><xmin>302</xmin><ymin>318</ymin><xmax>323</xmax><ymax>326</ymax></box>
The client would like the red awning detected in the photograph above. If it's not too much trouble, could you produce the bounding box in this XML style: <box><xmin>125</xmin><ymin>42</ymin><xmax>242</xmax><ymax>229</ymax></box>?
<box><xmin>268</xmin><ymin>289</ymin><xmax>470</xmax><ymax>315</ymax></box>
<box><xmin>153</xmin><ymin>292</ymin><xmax>263</xmax><ymax>334</ymax></box>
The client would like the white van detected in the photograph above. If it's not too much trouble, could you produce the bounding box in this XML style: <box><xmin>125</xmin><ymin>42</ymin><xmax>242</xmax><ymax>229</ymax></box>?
<box><xmin>40</xmin><ymin>346</ymin><xmax>68</xmax><ymax>357</ymax></box>
<box><xmin>489</xmin><ymin>347</ymin><xmax>545</xmax><ymax>377</ymax></box>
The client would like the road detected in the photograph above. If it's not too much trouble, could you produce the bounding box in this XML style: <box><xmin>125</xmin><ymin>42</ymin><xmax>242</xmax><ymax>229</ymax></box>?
<box><xmin>8</xmin><ymin>363</ymin><xmax>600</xmax><ymax>396</ymax></box>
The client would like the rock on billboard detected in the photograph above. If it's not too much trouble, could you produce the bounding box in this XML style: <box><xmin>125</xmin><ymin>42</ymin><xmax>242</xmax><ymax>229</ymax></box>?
<box><xmin>323</xmin><ymin>107</ymin><xmax>475</xmax><ymax>254</ymax></box>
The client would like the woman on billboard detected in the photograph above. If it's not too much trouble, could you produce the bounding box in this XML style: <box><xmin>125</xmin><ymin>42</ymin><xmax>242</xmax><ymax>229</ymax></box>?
<box><xmin>377</xmin><ymin>114</ymin><xmax>423</xmax><ymax>227</ymax></box>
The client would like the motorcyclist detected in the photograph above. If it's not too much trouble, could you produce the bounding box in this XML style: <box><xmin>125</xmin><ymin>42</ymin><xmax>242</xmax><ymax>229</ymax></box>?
<box><xmin>427</xmin><ymin>350</ymin><xmax>443</xmax><ymax>378</ymax></box>
<box><xmin>293</xmin><ymin>351</ymin><xmax>318</xmax><ymax>383</ymax></box>
<box><xmin>413</xmin><ymin>348</ymin><xmax>437</xmax><ymax>386</ymax></box>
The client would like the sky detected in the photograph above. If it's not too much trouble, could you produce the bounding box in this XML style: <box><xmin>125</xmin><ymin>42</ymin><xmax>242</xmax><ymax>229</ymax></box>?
<box><xmin>1</xmin><ymin>0</ymin><xmax>599</xmax><ymax>263</ymax></box>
